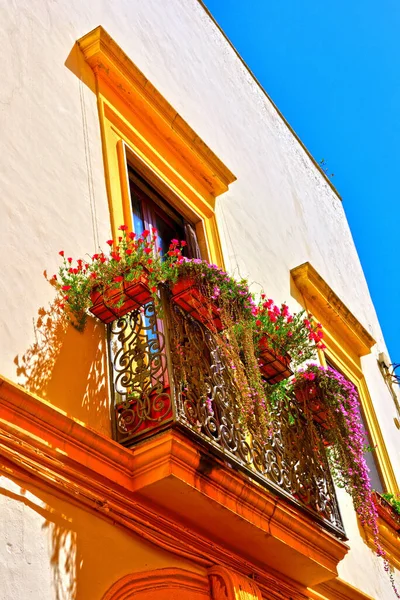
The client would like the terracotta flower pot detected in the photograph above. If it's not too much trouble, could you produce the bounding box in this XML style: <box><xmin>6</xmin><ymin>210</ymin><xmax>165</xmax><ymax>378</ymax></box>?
<box><xmin>171</xmin><ymin>276</ymin><xmax>223</xmax><ymax>331</ymax></box>
<box><xmin>89</xmin><ymin>272</ymin><xmax>152</xmax><ymax>324</ymax></box>
<box><xmin>257</xmin><ymin>335</ymin><xmax>293</xmax><ymax>383</ymax></box>
<box><xmin>372</xmin><ymin>492</ymin><xmax>400</xmax><ymax>532</ymax></box>
<box><xmin>294</xmin><ymin>383</ymin><xmax>330</xmax><ymax>430</ymax></box>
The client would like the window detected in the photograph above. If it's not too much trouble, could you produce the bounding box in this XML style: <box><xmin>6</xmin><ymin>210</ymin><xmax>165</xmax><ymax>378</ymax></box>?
<box><xmin>128</xmin><ymin>168</ymin><xmax>202</xmax><ymax>260</ymax></box>
<box><xmin>291</xmin><ymin>262</ymin><xmax>398</xmax><ymax>494</ymax></box>
<box><xmin>78</xmin><ymin>26</ymin><xmax>235</xmax><ymax>272</ymax></box>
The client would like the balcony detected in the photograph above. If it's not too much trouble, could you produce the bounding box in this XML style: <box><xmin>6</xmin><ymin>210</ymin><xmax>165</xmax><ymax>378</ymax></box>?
<box><xmin>108</xmin><ymin>289</ymin><xmax>344</xmax><ymax>528</ymax></box>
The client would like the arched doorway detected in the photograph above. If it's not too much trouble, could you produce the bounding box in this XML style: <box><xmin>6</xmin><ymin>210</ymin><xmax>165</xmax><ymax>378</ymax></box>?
<box><xmin>102</xmin><ymin>567</ymin><xmax>211</xmax><ymax>600</ymax></box>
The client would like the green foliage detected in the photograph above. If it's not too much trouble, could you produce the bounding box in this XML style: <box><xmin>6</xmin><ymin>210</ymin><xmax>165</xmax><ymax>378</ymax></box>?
<box><xmin>382</xmin><ymin>493</ymin><xmax>400</xmax><ymax>516</ymax></box>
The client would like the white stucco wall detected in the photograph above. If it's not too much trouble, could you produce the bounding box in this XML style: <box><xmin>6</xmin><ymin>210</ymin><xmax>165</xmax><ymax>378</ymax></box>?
<box><xmin>0</xmin><ymin>0</ymin><xmax>399</xmax><ymax>597</ymax></box>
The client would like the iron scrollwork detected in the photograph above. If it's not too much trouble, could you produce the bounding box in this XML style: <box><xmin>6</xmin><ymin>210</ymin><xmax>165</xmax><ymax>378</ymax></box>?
<box><xmin>109</xmin><ymin>301</ymin><xmax>172</xmax><ymax>443</ymax></box>
<box><xmin>108</xmin><ymin>295</ymin><xmax>344</xmax><ymax>536</ymax></box>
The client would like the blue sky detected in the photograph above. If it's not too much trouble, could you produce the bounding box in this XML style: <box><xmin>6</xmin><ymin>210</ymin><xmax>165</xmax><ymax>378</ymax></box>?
<box><xmin>203</xmin><ymin>0</ymin><xmax>400</xmax><ymax>364</ymax></box>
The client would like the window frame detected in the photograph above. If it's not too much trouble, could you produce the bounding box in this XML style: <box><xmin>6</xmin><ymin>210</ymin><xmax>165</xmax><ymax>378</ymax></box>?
<box><xmin>291</xmin><ymin>262</ymin><xmax>399</xmax><ymax>496</ymax></box>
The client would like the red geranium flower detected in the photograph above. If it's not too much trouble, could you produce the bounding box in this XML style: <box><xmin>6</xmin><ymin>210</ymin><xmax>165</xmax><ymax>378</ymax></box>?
<box><xmin>59</xmin><ymin>250</ymin><xmax>64</xmax><ymax>257</ymax></box>
<box><xmin>119</xmin><ymin>225</ymin><xmax>128</xmax><ymax>231</ymax></box>
<box><xmin>62</xmin><ymin>285</ymin><xmax>71</xmax><ymax>291</ymax></box>
<box><xmin>106</xmin><ymin>239</ymin><xmax>113</xmax><ymax>246</ymax></box>
<box><xmin>113</xmin><ymin>275</ymin><xmax>124</xmax><ymax>283</ymax></box>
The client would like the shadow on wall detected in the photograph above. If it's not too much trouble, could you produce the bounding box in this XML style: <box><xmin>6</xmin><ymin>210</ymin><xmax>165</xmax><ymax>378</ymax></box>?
<box><xmin>0</xmin><ymin>475</ymin><xmax>79</xmax><ymax>600</ymax></box>
<box><xmin>13</xmin><ymin>277</ymin><xmax>111</xmax><ymax>437</ymax></box>
<box><xmin>0</xmin><ymin>472</ymin><xmax>202</xmax><ymax>600</ymax></box>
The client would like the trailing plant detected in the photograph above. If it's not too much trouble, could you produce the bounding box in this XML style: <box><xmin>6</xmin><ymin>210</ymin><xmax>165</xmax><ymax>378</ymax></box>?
<box><xmin>162</xmin><ymin>239</ymin><xmax>256</xmax><ymax>318</ymax></box>
<box><xmin>288</xmin><ymin>364</ymin><xmax>400</xmax><ymax>597</ymax></box>
<box><xmin>253</xmin><ymin>296</ymin><xmax>325</xmax><ymax>368</ymax></box>
<box><xmin>52</xmin><ymin>226</ymin><xmax>162</xmax><ymax>331</ymax></box>
<box><xmin>163</xmin><ymin>240</ymin><xmax>270</xmax><ymax>432</ymax></box>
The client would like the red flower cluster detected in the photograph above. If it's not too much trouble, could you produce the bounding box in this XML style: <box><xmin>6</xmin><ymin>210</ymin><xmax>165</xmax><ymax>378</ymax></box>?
<box><xmin>54</xmin><ymin>225</ymin><xmax>163</xmax><ymax>330</ymax></box>
<box><xmin>254</xmin><ymin>297</ymin><xmax>325</xmax><ymax>368</ymax></box>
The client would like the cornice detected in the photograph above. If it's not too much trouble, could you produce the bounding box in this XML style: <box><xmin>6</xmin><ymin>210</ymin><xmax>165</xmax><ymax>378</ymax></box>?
<box><xmin>130</xmin><ymin>429</ymin><xmax>348</xmax><ymax>587</ymax></box>
<box><xmin>291</xmin><ymin>262</ymin><xmax>376</xmax><ymax>357</ymax></box>
<box><xmin>77</xmin><ymin>26</ymin><xmax>236</xmax><ymax>198</ymax></box>
<box><xmin>0</xmin><ymin>375</ymin><xmax>347</xmax><ymax>598</ymax></box>
<box><xmin>363</xmin><ymin>518</ymin><xmax>400</xmax><ymax>571</ymax></box>
<box><xmin>310</xmin><ymin>577</ymin><xmax>375</xmax><ymax>600</ymax></box>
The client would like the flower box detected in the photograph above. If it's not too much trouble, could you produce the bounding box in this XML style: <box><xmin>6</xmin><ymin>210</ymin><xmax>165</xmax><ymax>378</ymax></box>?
<box><xmin>171</xmin><ymin>276</ymin><xmax>223</xmax><ymax>331</ymax></box>
<box><xmin>372</xmin><ymin>492</ymin><xmax>400</xmax><ymax>532</ymax></box>
<box><xmin>89</xmin><ymin>272</ymin><xmax>152</xmax><ymax>324</ymax></box>
<box><xmin>294</xmin><ymin>383</ymin><xmax>330</xmax><ymax>431</ymax></box>
<box><xmin>257</xmin><ymin>335</ymin><xmax>293</xmax><ymax>383</ymax></box>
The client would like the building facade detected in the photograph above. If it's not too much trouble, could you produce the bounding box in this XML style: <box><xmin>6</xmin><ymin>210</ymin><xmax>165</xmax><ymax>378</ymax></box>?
<box><xmin>0</xmin><ymin>1</ymin><xmax>399</xmax><ymax>599</ymax></box>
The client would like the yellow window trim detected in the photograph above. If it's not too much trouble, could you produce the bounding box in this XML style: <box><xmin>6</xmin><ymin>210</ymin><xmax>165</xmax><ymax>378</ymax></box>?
<box><xmin>363</xmin><ymin>517</ymin><xmax>400</xmax><ymax>571</ymax></box>
<box><xmin>291</xmin><ymin>262</ymin><xmax>376</xmax><ymax>358</ymax></box>
<box><xmin>291</xmin><ymin>262</ymin><xmax>398</xmax><ymax>495</ymax></box>
<box><xmin>76</xmin><ymin>26</ymin><xmax>236</xmax><ymax>266</ymax></box>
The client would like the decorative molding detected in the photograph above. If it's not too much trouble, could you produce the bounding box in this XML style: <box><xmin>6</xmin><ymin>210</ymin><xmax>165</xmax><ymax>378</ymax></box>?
<box><xmin>77</xmin><ymin>26</ymin><xmax>236</xmax><ymax>199</ymax></box>
<box><xmin>363</xmin><ymin>518</ymin><xmax>400</xmax><ymax>571</ymax></box>
<box><xmin>291</xmin><ymin>263</ymin><xmax>376</xmax><ymax>357</ymax></box>
<box><xmin>208</xmin><ymin>566</ymin><xmax>262</xmax><ymax>600</ymax></box>
<box><xmin>0</xmin><ymin>374</ymin><xmax>347</xmax><ymax>595</ymax></box>
<box><xmin>130</xmin><ymin>430</ymin><xmax>348</xmax><ymax>587</ymax></box>
<box><xmin>102</xmin><ymin>567</ymin><xmax>210</xmax><ymax>600</ymax></box>
<box><xmin>309</xmin><ymin>577</ymin><xmax>375</xmax><ymax>600</ymax></box>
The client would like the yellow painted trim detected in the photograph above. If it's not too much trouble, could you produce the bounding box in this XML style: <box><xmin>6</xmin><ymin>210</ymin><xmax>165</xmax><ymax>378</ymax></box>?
<box><xmin>291</xmin><ymin>262</ymin><xmax>398</xmax><ymax>495</ymax></box>
<box><xmin>291</xmin><ymin>263</ymin><xmax>376</xmax><ymax>358</ymax></box>
<box><xmin>77</xmin><ymin>26</ymin><xmax>235</xmax><ymax>267</ymax></box>
<box><xmin>363</xmin><ymin>518</ymin><xmax>400</xmax><ymax>571</ymax></box>
<box><xmin>309</xmin><ymin>577</ymin><xmax>375</xmax><ymax>600</ymax></box>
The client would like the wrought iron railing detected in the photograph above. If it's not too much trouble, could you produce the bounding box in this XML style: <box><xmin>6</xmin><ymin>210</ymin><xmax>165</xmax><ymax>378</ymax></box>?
<box><xmin>107</xmin><ymin>290</ymin><xmax>345</xmax><ymax>538</ymax></box>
